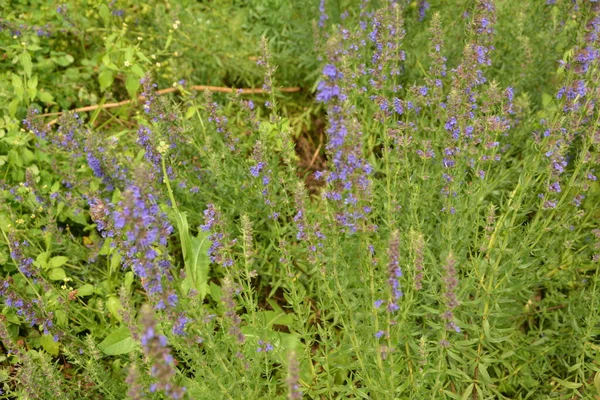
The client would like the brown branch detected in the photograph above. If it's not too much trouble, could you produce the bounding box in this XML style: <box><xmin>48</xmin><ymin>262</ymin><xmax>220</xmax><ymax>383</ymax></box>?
<box><xmin>39</xmin><ymin>84</ymin><xmax>301</xmax><ymax>125</ymax></box>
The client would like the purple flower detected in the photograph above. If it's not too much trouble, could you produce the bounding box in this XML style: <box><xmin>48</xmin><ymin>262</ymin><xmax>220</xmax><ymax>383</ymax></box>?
<box><xmin>548</xmin><ymin>181</ymin><xmax>561</xmax><ymax>193</ymax></box>
<box><xmin>441</xmin><ymin>253</ymin><xmax>460</xmax><ymax>336</ymax></box>
<box><xmin>139</xmin><ymin>305</ymin><xmax>185</xmax><ymax>398</ymax></box>
<box><xmin>257</xmin><ymin>339</ymin><xmax>274</xmax><ymax>352</ymax></box>
<box><xmin>172</xmin><ymin>315</ymin><xmax>188</xmax><ymax>335</ymax></box>
<box><xmin>418</xmin><ymin>1</ymin><xmax>430</xmax><ymax>21</ymax></box>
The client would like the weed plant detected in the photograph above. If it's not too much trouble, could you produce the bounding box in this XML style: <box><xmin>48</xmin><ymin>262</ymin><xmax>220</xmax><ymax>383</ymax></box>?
<box><xmin>0</xmin><ymin>0</ymin><xmax>599</xmax><ymax>399</ymax></box>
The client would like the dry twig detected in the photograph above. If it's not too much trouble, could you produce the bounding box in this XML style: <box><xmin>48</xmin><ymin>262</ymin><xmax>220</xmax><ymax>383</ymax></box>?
<box><xmin>39</xmin><ymin>84</ymin><xmax>301</xmax><ymax>125</ymax></box>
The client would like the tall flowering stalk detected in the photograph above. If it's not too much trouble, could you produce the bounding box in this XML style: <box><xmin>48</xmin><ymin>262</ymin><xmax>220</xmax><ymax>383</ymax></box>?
<box><xmin>286</xmin><ymin>350</ymin><xmax>302</xmax><ymax>399</ymax></box>
<box><xmin>200</xmin><ymin>203</ymin><xmax>235</xmax><ymax>267</ymax></box>
<box><xmin>139</xmin><ymin>304</ymin><xmax>185</xmax><ymax>399</ymax></box>
<box><xmin>385</xmin><ymin>231</ymin><xmax>402</xmax><ymax>313</ymax></box>
<box><xmin>441</xmin><ymin>252</ymin><xmax>460</xmax><ymax>342</ymax></box>
<box><xmin>221</xmin><ymin>276</ymin><xmax>245</xmax><ymax>344</ymax></box>
<box><xmin>316</xmin><ymin>58</ymin><xmax>373</xmax><ymax>233</ymax></box>
<box><xmin>89</xmin><ymin>173</ymin><xmax>176</xmax><ymax>307</ymax></box>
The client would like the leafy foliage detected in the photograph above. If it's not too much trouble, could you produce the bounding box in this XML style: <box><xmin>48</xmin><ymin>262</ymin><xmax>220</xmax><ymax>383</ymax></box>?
<box><xmin>0</xmin><ymin>0</ymin><xmax>599</xmax><ymax>399</ymax></box>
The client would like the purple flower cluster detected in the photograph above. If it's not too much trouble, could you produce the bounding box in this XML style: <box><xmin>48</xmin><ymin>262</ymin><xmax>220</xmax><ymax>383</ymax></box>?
<box><xmin>249</xmin><ymin>141</ymin><xmax>277</xmax><ymax>216</ymax></box>
<box><xmin>139</xmin><ymin>305</ymin><xmax>185</xmax><ymax>399</ymax></box>
<box><xmin>293</xmin><ymin>184</ymin><xmax>326</xmax><ymax>264</ymax></box>
<box><xmin>172</xmin><ymin>313</ymin><xmax>188</xmax><ymax>335</ymax></box>
<box><xmin>287</xmin><ymin>350</ymin><xmax>302</xmax><ymax>399</ymax></box>
<box><xmin>315</xmin><ymin>57</ymin><xmax>373</xmax><ymax>232</ymax></box>
<box><xmin>136</xmin><ymin>125</ymin><xmax>174</xmax><ymax>179</ymax></box>
<box><xmin>375</xmin><ymin>232</ymin><xmax>403</xmax><ymax>313</ymax></box>
<box><xmin>316</xmin><ymin>64</ymin><xmax>345</xmax><ymax>103</ymax></box>
<box><xmin>256</xmin><ymin>339</ymin><xmax>274</xmax><ymax>353</ymax></box>
<box><xmin>200</xmin><ymin>204</ymin><xmax>234</xmax><ymax>267</ymax></box>
<box><xmin>8</xmin><ymin>235</ymin><xmax>36</xmax><ymax>278</ymax></box>
<box><xmin>221</xmin><ymin>277</ymin><xmax>245</xmax><ymax>344</ymax></box>
<box><xmin>318</xmin><ymin>0</ymin><xmax>328</xmax><ymax>28</ymax></box>
<box><xmin>0</xmin><ymin>279</ymin><xmax>58</xmax><ymax>341</ymax></box>
<box><xmin>140</xmin><ymin>74</ymin><xmax>170</xmax><ymax>122</ymax></box>
<box><xmin>418</xmin><ymin>1</ymin><xmax>430</xmax><ymax>22</ymax></box>
<box><xmin>89</xmin><ymin>182</ymin><xmax>176</xmax><ymax>304</ymax></box>
<box><xmin>385</xmin><ymin>232</ymin><xmax>402</xmax><ymax>312</ymax></box>
<box><xmin>205</xmin><ymin>91</ymin><xmax>238</xmax><ymax>151</ymax></box>
<box><xmin>441</xmin><ymin>253</ymin><xmax>460</xmax><ymax>335</ymax></box>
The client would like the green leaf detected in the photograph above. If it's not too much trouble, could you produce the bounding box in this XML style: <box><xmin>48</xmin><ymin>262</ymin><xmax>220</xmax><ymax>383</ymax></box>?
<box><xmin>125</xmin><ymin>74</ymin><xmax>140</xmax><ymax>98</ymax></box>
<box><xmin>54</xmin><ymin>54</ymin><xmax>74</xmax><ymax>67</ymax></box>
<box><xmin>48</xmin><ymin>256</ymin><xmax>68</xmax><ymax>268</ymax></box>
<box><xmin>20</xmin><ymin>53</ymin><xmax>32</xmax><ymax>77</ymax></box>
<box><xmin>460</xmin><ymin>383</ymin><xmax>474</xmax><ymax>400</ymax></box>
<box><xmin>178</xmin><ymin>212</ymin><xmax>211</xmax><ymax>300</ymax></box>
<box><xmin>40</xmin><ymin>334</ymin><xmax>59</xmax><ymax>356</ymax></box>
<box><xmin>107</xmin><ymin>296</ymin><xmax>123</xmax><ymax>322</ymax></box>
<box><xmin>110</xmin><ymin>252</ymin><xmax>122</xmax><ymax>273</ymax></box>
<box><xmin>27</xmin><ymin>75</ymin><xmax>38</xmax><ymax>89</ymax></box>
<box><xmin>131</xmin><ymin>64</ymin><xmax>144</xmax><ymax>78</ymax></box>
<box><xmin>209</xmin><ymin>282</ymin><xmax>222</xmax><ymax>303</ymax></box>
<box><xmin>37</xmin><ymin>91</ymin><xmax>55</xmax><ymax>104</ymax></box>
<box><xmin>185</xmin><ymin>106</ymin><xmax>196</xmax><ymax>119</ymax></box>
<box><xmin>77</xmin><ymin>284</ymin><xmax>94</xmax><ymax>297</ymax></box>
<box><xmin>477</xmin><ymin>363</ymin><xmax>492</xmax><ymax>384</ymax></box>
<box><xmin>7</xmin><ymin>149</ymin><xmax>22</xmax><ymax>167</ymax></box>
<box><xmin>98</xmin><ymin>326</ymin><xmax>136</xmax><ymax>355</ymax></box>
<box><xmin>36</xmin><ymin>252</ymin><xmax>49</xmax><ymax>269</ymax></box>
<box><xmin>594</xmin><ymin>370</ymin><xmax>600</xmax><ymax>394</ymax></box>
<box><xmin>123</xmin><ymin>271</ymin><xmax>134</xmax><ymax>293</ymax></box>
<box><xmin>99</xmin><ymin>70</ymin><xmax>114</xmax><ymax>91</ymax></box>
<box><xmin>11</xmin><ymin>73</ymin><xmax>23</xmax><ymax>89</ymax></box>
<box><xmin>98</xmin><ymin>4</ymin><xmax>111</xmax><ymax>26</ymax></box>
<box><xmin>27</xmin><ymin>87</ymin><xmax>37</xmax><ymax>102</ymax></box>
<box><xmin>553</xmin><ymin>378</ymin><xmax>582</xmax><ymax>390</ymax></box>
<box><xmin>255</xmin><ymin>310</ymin><xmax>295</xmax><ymax>327</ymax></box>
<box><xmin>8</xmin><ymin>99</ymin><xmax>19</xmax><ymax>117</ymax></box>
<box><xmin>48</xmin><ymin>268</ymin><xmax>66</xmax><ymax>281</ymax></box>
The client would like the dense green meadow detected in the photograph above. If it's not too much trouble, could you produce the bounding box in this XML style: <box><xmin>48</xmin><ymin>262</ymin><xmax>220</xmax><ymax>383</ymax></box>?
<box><xmin>0</xmin><ymin>0</ymin><xmax>599</xmax><ymax>398</ymax></box>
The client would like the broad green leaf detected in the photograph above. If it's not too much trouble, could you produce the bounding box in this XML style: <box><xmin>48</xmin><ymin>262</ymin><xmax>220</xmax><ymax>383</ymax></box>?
<box><xmin>20</xmin><ymin>53</ymin><xmax>32</xmax><ymax>77</ymax></box>
<box><xmin>123</xmin><ymin>271</ymin><xmax>134</xmax><ymax>293</ymax></box>
<box><xmin>40</xmin><ymin>334</ymin><xmax>59</xmax><ymax>356</ymax></box>
<box><xmin>131</xmin><ymin>64</ymin><xmax>144</xmax><ymax>78</ymax></box>
<box><xmin>53</xmin><ymin>54</ymin><xmax>74</xmax><ymax>67</ymax></box>
<box><xmin>27</xmin><ymin>75</ymin><xmax>38</xmax><ymax>89</ymax></box>
<box><xmin>594</xmin><ymin>370</ymin><xmax>600</xmax><ymax>393</ymax></box>
<box><xmin>125</xmin><ymin>74</ymin><xmax>140</xmax><ymax>98</ymax></box>
<box><xmin>98</xmin><ymin>4</ymin><xmax>111</xmax><ymax>26</ymax></box>
<box><xmin>48</xmin><ymin>256</ymin><xmax>68</xmax><ymax>268</ymax></box>
<box><xmin>77</xmin><ymin>284</ymin><xmax>94</xmax><ymax>297</ymax></box>
<box><xmin>185</xmin><ymin>106</ymin><xmax>196</xmax><ymax>119</ymax></box>
<box><xmin>8</xmin><ymin>99</ymin><xmax>19</xmax><ymax>117</ymax></box>
<box><xmin>36</xmin><ymin>252</ymin><xmax>49</xmax><ymax>269</ymax></box>
<box><xmin>37</xmin><ymin>91</ymin><xmax>55</xmax><ymax>104</ymax></box>
<box><xmin>107</xmin><ymin>296</ymin><xmax>123</xmax><ymax>322</ymax></box>
<box><xmin>241</xmin><ymin>326</ymin><xmax>300</xmax><ymax>353</ymax></box>
<box><xmin>11</xmin><ymin>73</ymin><xmax>23</xmax><ymax>89</ymax></box>
<box><xmin>27</xmin><ymin>87</ymin><xmax>37</xmax><ymax>101</ymax></box>
<box><xmin>178</xmin><ymin>212</ymin><xmax>211</xmax><ymax>300</ymax></box>
<box><xmin>99</xmin><ymin>70</ymin><xmax>114</xmax><ymax>91</ymax></box>
<box><xmin>255</xmin><ymin>310</ymin><xmax>294</xmax><ymax>327</ymax></box>
<box><xmin>48</xmin><ymin>268</ymin><xmax>66</xmax><ymax>281</ymax></box>
<box><xmin>110</xmin><ymin>252</ymin><xmax>122</xmax><ymax>273</ymax></box>
<box><xmin>98</xmin><ymin>326</ymin><xmax>136</xmax><ymax>355</ymax></box>
<box><xmin>209</xmin><ymin>282</ymin><xmax>222</xmax><ymax>303</ymax></box>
